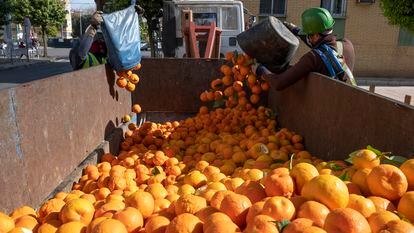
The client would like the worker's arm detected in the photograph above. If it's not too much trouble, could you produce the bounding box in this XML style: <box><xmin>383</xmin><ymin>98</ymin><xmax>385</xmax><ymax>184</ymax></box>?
<box><xmin>69</xmin><ymin>12</ymin><xmax>103</xmax><ymax>70</ymax></box>
<box><xmin>262</xmin><ymin>52</ymin><xmax>316</xmax><ymax>90</ymax></box>
<box><xmin>283</xmin><ymin>21</ymin><xmax>312</xmax><ymax>48</ymax></box>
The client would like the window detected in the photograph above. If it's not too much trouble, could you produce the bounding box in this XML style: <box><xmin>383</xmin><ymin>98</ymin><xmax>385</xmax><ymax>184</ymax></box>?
<box><xmin>222</xmin><ymin>7</ymin><xmax>238</xmax><ymax>30</ymax></box>
<box><xmin>193</xmin><ymin>13</ymin><xmax>218</xmax><ymax>26</ymax></box>
<box><xmin>259</xmin><ymin>0</ymin><xmax>286</xmax><ymax>16</ymax></box>
<box><xmin>398</xmin><ymin>28</ymin><xmax>414</xmax><ymax>46</ymax></box>
<box><xmin>321</xmin><ymin>0</ymin><xmax>347</xmax><ymax>17</ymax></box>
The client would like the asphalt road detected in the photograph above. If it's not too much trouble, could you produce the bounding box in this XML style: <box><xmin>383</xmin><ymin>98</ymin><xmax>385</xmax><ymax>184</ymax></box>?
<box><xmin>0</xmin><ymin>61</ymin><xmax>73</xmax><ymax>90</ymax></box>
<box><xmin>0</xmin><ymin>48</ymin><xmax>152</xmax><ymax>90</ymax></box>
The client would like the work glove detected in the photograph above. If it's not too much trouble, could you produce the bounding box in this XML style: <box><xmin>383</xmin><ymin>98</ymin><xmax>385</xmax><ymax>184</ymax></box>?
<box><xmin>251</xmin><ymin>61</ymin><xmax>268</xmax><ymax>77</ymax></box>
<box><xmin>90</xmin><ymin>11</ymin><xmax>104</xmax><ymax>29</ymax></box>
<box><xmin>283</xmin><ymin>21</ymin><xmax>301</xmax><ymax>35</ymax></box>
<box><xmin>135</xmin><ymin>5</ymin><xmax>145</xmax><ymax>14</ymax></box>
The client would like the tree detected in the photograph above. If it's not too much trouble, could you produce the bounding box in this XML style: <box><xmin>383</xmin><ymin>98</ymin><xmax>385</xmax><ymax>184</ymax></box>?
<box><xmin>71</xmin><ymin>13</ymin><xmax>93</xmax><ymax>38</ymax></box>
<box><xmin>104</xmin><ymin>0</ymin><xmax>163</xmax><ymax>57</ymax></box>
<box><xmin>379</xmin><ymin>0</ymin><xmax>414</xmax><ymax>33</ymax></box>
<box><xmin>11</xmin><ymin>0</ymin><xmax>67</xmax><ymax>56</ymax></box>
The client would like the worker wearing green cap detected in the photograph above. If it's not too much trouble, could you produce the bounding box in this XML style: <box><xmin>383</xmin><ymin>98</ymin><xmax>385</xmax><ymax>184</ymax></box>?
<box><xmin>254</xmin><ymin>7</ymin><xmax>356</xmax><ymax>89</ymax></box>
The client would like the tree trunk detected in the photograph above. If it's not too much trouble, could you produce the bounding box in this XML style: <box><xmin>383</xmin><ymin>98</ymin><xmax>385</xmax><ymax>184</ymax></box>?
<box><xmin>42</xmin><ymin>26</ymin><xmax>48</xmax><ymax>57</ymax></box>
<box><xmin>148</xmin><ymin>26</ymin><xmax>156</xmax><ymax>58</ymax></box>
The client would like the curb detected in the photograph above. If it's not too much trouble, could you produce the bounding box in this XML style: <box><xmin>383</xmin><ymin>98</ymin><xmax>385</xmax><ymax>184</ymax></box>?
<box><xmin>0</xmin><ymin>60</ymin><xmax>51</xmax><ymax>72</ymax></box>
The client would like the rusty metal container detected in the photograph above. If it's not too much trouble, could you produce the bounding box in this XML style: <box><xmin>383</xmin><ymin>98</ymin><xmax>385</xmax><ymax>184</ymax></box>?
<box><xmin>0</xmin><ymin>58</ymin><xmax>413</xmax><ymax>214</ymax></box>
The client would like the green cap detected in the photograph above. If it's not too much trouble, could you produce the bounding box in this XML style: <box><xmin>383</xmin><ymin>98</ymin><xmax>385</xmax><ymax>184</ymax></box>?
<box><xmin>299</xmin><ymin>7</ymin><xmax>335</xmax><ymax>35</ymax></box>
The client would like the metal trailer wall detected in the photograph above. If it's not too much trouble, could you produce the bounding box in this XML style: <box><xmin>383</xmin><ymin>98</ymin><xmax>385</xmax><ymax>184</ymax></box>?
<box><xmin>0</xmin><ymin>65</ymin><xmax>131</xmax><ymax>213</ymax></box>
<box><xmin>0</xmin><ymin>58</ymin><xmax>413</xmax><ymax>214</ymax></box>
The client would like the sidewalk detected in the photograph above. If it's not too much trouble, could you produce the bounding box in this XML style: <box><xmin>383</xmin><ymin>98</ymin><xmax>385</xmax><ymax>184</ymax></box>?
<box><xmin>0</xmin><ymin>58</ymin><xmax>52</xmax><ymax>71</ymax></box>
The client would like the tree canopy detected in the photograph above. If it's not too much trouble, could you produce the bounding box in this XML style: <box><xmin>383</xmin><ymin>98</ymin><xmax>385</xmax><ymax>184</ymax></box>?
<box><xmin>380</xmin><ymin>0</ymin><xmax>414</xmax><ymax>32</ymax></box>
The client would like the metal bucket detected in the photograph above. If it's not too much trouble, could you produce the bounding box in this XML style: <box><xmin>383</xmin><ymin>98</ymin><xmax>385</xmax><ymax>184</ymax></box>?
<box><xmin>237</xmin><ymin>16</ymin><xmax>299</xmax><ymax>73</ymax></box>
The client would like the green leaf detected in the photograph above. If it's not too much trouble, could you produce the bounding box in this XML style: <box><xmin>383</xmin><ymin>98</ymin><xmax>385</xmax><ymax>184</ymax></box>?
<box><xmin>382</xmin><ymin>155</ymin><xmax>408</xmax><ymax>166</ymax></box>
<box><xmin>367</xmin><ymin>145</ymin><xmax>382</xmax><ymax>156</ymax></box>
<box><xmin>338</xmin><ymin>172</ymin><xmax>351</xmax><ymax>181</ymax></box>
<box><xmin>212</xmin><ymin>99</ymin><xmax>225</xmax><ymax>109</ymax></box>
<box><xmin>233</xmin><ymin>92</ymin><xmax>239</xmax><ymax>102</ymax></box>
<box><xmin>273</xmin><ymin>219</ymin><xmax>291</xmax><ymax>232</ymax></box>
<box><xmin>327</xmin><ymin>162</ymin><xmax>346</xmax><ymax>171</ymax></box>
<box><xmin>151</xmin><ymin>167</ymin><xmax>161</xmax><ymax>175</ymax></box>
<box><xmin>273</xmin><ymin>159</ymin><xmax>286</xmax><ymax>164</ymax></box>
<box><xmin>394</xmin><ymin>211</ymin><xmax>412</xmax><ymax>223</ymax></box>
<box><xmin>345</xmin><ymin>150</ymin><xmax>358</xmax><ymax>164</ymax></box>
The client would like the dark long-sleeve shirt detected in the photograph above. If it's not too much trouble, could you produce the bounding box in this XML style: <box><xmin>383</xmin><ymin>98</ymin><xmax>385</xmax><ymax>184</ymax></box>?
<box><xmin>263</xmin><ymin>29</ymin><xmax>355</xmax><ymax>90</ymax></box>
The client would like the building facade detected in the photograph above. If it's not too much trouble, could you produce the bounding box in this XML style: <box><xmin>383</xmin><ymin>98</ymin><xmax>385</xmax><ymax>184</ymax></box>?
<box><xmin>62</xmin><ymin>0</ymin><xmax>73</xmax><ymax>39</ymax></box>
<box><xmin>241</xmin><ymin>0</ymin><xmax>414</xmax><ymax>78</ymax></box>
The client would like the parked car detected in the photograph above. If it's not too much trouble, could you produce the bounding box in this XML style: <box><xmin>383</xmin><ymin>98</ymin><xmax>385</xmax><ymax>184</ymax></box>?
<box><xmin>140</xmin><ymin>41</ymin><xmax>149</xmax><ymax>51</ymax></box>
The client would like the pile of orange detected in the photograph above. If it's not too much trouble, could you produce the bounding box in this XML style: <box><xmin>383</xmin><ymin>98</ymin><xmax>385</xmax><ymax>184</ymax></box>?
<box><xmin>2</xmin><ymin>54</ymin><xmax>414</xmax><ymax>233</ymax></box>
<box><xmin>116</xmin><ymin>64</ymin><xmax>142</xmax><ymax>92</ymax></box>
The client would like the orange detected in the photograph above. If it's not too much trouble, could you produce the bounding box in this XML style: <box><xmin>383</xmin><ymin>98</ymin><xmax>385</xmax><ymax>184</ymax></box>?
<box><xmin>56</xmin><ymin>221</ymin><xmax>86</xmax><ymax>233</ymax></box>
<box><xmin>367</xmin><ymin>196</ymin><xmax>396</xmax><ymax>212</ymax></box>
<box><xmin>219</xmin><ymin>192</ymin><xmax>252</xmax><ymax>228</ymax></box>
<box><xmin>94</xmin><ymin>201</ymin><xmax>125</xmax><ymax>218</ymax></box>
<box><xmin>367</xmin><ymin>164</ymin><xmax>408</xmax><ymax>201</ymax></box>
<box><xmin>145</xmin><ymin>215</ymin><xmax>170</xmax><ymax>233</ymax></box>
<box><xmin>283</xmin><ymin>218</ymin><xmax>313</xmax><ymax>233</ymax></box>
<box><xmin>400</xmin><ymin>159</ymin><xmax>414</xmax><ymax>191</ymax></box>
<box><xmin>183</xmin><ymin>171</ymin><xmax>207</xmax><ymax>188</ymax></box>
<box><xmin>244</xmin><ymin>215</ymin><xmax>279</xmax><ymax>233</ymax></box>
<box><xmin>86</xmin><ymin>217</ymin><xmax>108</xmax><ymax>233</ymax></box>
<box><xmin>126</xmin><ymin>82</ymin><xmax>136</xmax><ymax>92</ymax></box>
<box><xmin>246</xmin><ymin>202</ymin><xmax>265</xmax><ymax>224</ymax></box>
<box><xmin>210</xmin><ymin>190</ymin><xmax>233</xmax><ymax>209</ymax></box>
<box><xmin>297</xmin><ymin>201</ymin><xmax>330</xmax><ymax>228</ymax></box>
<box><xmin>368</xmin><ymin>211</ymin><xmax>400</xmax><ymax>233</ymax></box>
<box><xmin>126</xmin><ymin>190</ymin><xmax>154</xmax><ymax>218</ymax></box>
<box><xmin>346</xmin><ymin>194</ymin><xmax>376</xmax><ymax>218</ymax></box>
<box><xmin>302</xmin><ymin>175</ymin><xmax>349</xmax><ymax>210</ymax></box>
<box><xmin>146</xmin><ymin>183</ymin><xmax>168</xmax><ymax>200</ymax></box>
<box><xmin>397</xmin><ymin>191</ymin><xmax>414</xmax><ymax>223</ymax></box>
<box><xmin>165</xmin><ymin>213</ymin><xmax>203</xmax><ymax>233</ymax></box>
<box><xmin>14</xmin><ymin>215</ymin><xmax>39</xmax><ymax>231</ymax></box>
<box><xmin>220</xmin><ymin>65</ymin><xmax>233</xmax><ymax>76</ymax></box>
<box><xmin>37</xmin><ymin>219</ymin><xmax>62</xmax><ymax>233</ymax></box>
<box><xmin>345</xmin><ymin>181</ymin><xmax>362</xmax><ymax>195</ymax></box>
<box><xmin>352</xmin><ymin>168</ymin><xmax>372</xmax><ymax>196</ymax></box>
<box><xmin>195</xmin><ymin>207</ymin><xmax>219</xmax><ymax>223</ymax></box>
<box><xmin>10</xmin><ymin>206</ymin><xmax>37</xmax><ymax>220</ymax></box>
<box><xmin>58</xmin><ymin>198</ymin><xmax>95</xmax><ymax>225</ymax></box>
<box><xmin>113</xmin><ymin>207</ymin><xmax>143</xmax><ymax>233</ymax></box>
<box><xmin>290</xmin><ymin>196</ymin><xmax>308</xmax><ymax>210</ymax></box>
<box><xmin>116</xmin><ymin>78</ymin><xmax>128</xmax><ymax>88</ymax></box>
<box><xmin>203</xmin><ymin>212</ymin><xmax>240</xmax><ymax>233</ymax></box>
<box><xmin>91</xmin><ymin>219</ymin><xmax>127</xmax><ymax>233</ymax></box>
<box><xmin>235</xmin><ymin>180</ymin><xmax>266</xmax><ymax>204</ymax></box>
<box><xmin>323</xmin><ymin>208</ymin><xmax>371</xmax><ymax>233</ymax></box>
<box><xmin>154</xmin><ymin>198</ymin><xmax>171</xmax><ymax>213</ymax></box>
<box><xmin>224</xmin><ymin>177</ymin><xmax>245</xmax><ymax>191</ymax></box>
<box><xmin>263</xmin><ymin>167</ymin><xmax>295</xmax><ymax>198</ymax></box>
<box><xmin>261</xmin><ymin>196</ymin><xmax>295</xmax><ymax>221</ymax></box>
<box><xmin>290</xmin><ymin>162</ymin><xmax>319</xmax><ymax>194</ymax></box>
<box><xmin>175</xmin><ymin>194</ymin><xmax>207</xmax><ymax>215</ymax></box>
<box><xmin>302</xmin><ymin>226</ymin><xmax>327</xmax><ymax>233</ymax></box>
<box><xmin>8</xmin><ymin>227</ymin><xmax>34</xmax><ymax>233</ymax></box>
<box><xmin>352</xmin><ymin>149</ymin><xmax>380</xmax><ymax>170</ymax></box>
<box><xmin>378</xmin><ymin>220</ymin><xmax>414</xmax><ymax>233</ymax></box>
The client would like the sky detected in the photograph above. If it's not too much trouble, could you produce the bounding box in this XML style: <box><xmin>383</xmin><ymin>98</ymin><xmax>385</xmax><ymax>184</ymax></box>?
<box><xmin>70</xmin><ymin>0</ymin><xmax>96</xmax><ymax>10</ymax></box>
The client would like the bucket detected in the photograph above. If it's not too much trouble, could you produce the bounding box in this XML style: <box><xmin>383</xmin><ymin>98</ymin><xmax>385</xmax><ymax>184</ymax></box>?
<box><xmin>237</xmin><ymin>16</ymin><xmax>299</xmax><ymax>73</ymax></box>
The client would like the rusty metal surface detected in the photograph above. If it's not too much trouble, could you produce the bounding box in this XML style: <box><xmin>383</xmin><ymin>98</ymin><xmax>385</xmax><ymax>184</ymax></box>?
<box><xmin>0</xmin><ymin>65</ymin><xmax>130</xmax><ymax>213</ymax></box>
<box><xmin>269</xmin><ymin>73</ymin><xmax>414</xmax><ymax>160</ymax></box>
<box><xmin>134</xmin><ymin>58</ymin><xmax>226</xmax><ymax>112</ymax></box>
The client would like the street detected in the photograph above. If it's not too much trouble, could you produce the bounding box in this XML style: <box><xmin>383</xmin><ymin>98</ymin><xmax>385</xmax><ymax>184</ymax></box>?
<box><xmin>0</xmin><ymin>47</ymin><xmax>152</xmax><ymax>90</ymax></box>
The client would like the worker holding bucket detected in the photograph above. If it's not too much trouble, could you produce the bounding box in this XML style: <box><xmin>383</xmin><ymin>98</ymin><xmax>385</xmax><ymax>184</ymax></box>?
<box><xmin>238</xmin><ymin>7</ymin><xmax>356</xmax><ymax>89</ymax></box>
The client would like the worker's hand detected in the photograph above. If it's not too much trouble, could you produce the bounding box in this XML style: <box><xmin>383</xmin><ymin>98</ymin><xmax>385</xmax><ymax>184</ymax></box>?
<box><xmin>90</xmin><ymin>11</ymin><xmax>103</xmax><ymax>29</ymax></box>
<box><xmin>135</xmin><ymin>5</ymin><xmax>145</xmax><ymax>15</ymax></box>
<box><xmin>251</xmin><ymin>62</ymin><xmax>261</xmax><ymax>75</ymax></box>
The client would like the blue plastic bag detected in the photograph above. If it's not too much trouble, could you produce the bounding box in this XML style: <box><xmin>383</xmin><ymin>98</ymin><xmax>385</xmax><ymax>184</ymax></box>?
<box><xmin>102</xmin><ymin>5</ymin><xmax>141</xmax><ymax>72</ymax></box>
